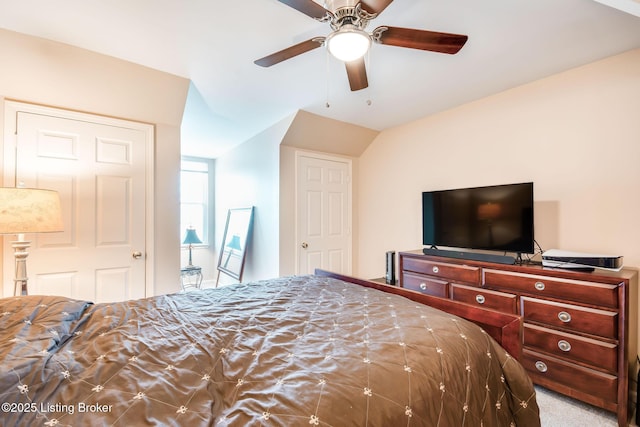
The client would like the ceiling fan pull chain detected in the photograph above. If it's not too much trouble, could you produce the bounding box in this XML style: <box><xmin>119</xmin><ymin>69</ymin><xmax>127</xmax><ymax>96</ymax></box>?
<box><xmin>365</xmin><ymin>49</ymin><xmax>372</xmax><ymax>106</ymax></box>
<box><xmin>325</xmin><ymin>48</ymin><xmax>331</xmax><ymax>108</ymax></box>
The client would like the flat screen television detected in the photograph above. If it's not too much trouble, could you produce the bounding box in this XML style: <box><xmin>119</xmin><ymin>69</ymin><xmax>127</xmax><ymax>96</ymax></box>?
<box><xmin>422</xmin><ymin>182</ymin><xmax>534</xmax><ymax>255</ymax></box>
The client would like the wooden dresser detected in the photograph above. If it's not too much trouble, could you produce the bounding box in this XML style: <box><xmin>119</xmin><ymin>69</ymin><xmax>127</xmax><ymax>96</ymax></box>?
<box><xmin>399</xmin><ymin>250</ymin><xmax>638</xmax><ymax>426</ymax></box>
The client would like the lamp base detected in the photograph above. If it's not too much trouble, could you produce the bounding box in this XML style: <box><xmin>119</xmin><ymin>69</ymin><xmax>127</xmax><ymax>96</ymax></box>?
<box><xmin>12</xmin><ymin>239</ymin><xmax>30</xmax><ymax>296</ymax></box>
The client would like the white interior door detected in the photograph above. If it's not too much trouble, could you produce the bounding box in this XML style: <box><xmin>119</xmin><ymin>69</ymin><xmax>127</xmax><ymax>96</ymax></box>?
<box><xmin>296</xmin><ymin>153</ymin><xmax>352</xmax><ymax>275</ymax></box>
<box><xmin>3</xmin><ymin>103</ymin><xmax>150</xmax><ymax>302</ymax></box>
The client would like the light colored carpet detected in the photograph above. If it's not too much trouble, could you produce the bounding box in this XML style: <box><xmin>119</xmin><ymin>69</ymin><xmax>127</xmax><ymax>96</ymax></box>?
<box><xmin>535</xmin><ymin>386</ymin><xmax>631</xmax><ymax>427</ymax></box>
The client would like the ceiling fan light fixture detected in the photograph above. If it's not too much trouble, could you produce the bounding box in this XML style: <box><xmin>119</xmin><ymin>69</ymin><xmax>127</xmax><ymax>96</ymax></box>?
<box><xmin>326</xmin><ymin>25</ymin><xmax>371</xmax><ymax>62</ymax></box>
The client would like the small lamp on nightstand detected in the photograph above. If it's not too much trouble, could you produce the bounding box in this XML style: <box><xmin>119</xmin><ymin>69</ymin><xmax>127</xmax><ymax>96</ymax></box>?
<box><xmin>0</xmin><ymin>187</ymin><xmax>64</xmax><ymax>295</ymax></box>
<box><xmin>182</xmin><ymin>227</ymin><xmax>202</xmax><ymax>268</ymax></box>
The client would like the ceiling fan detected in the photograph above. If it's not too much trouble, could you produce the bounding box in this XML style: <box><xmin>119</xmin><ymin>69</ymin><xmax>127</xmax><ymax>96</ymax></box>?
<box><xmin>254</xmin><ymin>0</ymin><xmax>468</xmax><ymax>91</ymax></box>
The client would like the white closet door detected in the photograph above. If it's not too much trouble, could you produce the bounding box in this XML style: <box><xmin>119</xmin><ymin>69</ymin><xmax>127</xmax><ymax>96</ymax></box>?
<box><xmin>296</xmin><ymin>153</ymin><xmax>352</xmax><ymax>276</ymax></box>
<box><xmin>3</xmin><ymin>104</ymin><xmax>150</xmax><ymax>302</ymax></box>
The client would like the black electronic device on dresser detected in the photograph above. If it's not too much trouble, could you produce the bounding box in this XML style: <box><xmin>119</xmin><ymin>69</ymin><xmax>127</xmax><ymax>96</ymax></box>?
<box><xmin>385</xmin><ymin>251</ymin><xmax>396</xmax><ymax>285</ymax></box>
<box><xmin>398</xmin><ymin>250</ymin><xmax>638</xmax><ymax>427</ymax></box>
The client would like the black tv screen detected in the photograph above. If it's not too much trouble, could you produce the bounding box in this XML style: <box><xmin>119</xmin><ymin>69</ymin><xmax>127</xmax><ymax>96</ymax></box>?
<box><xmin>422</xmin><ymin>182</ymin><xmax>534</xmax><ymax>254</ymax></box>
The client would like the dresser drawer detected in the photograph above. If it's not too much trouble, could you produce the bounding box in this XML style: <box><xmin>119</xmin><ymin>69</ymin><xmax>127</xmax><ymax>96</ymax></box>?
<box><xmin>451</xmin><ymin>284</ymin><xmax>517</xmax><ymax>314</ymax></box>
<box><xmin>484</xmin><ymin>269</ymin><xmax>619</xmax><ymax>308</ymax></box>
<box><xmin>402</xmin><ymin>257</ymin><xmax>480</xmax><ymax>284</ymax></box>
<box><xmin>522</xmin><ymin>349</ymin><xmax>617</xmax><ymax>404</ymax></box>
<box><xmin>523</xmin><ymin>323</ymin><xmax>617</xmax><ymax>373</ymax></box>
<box><xmin>402</xmin><ymin>272</ymin><xmax>449</xmax><ymax>298</ymax></box>
<box><xmin>521</xmin><ymin>297</ymin><xmax>617</xmax><ymax>338</ymax></box>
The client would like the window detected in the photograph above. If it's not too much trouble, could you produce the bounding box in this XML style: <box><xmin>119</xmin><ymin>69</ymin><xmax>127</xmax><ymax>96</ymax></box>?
<box><xmin>180</xmin><ymin>157</ymin><xmax>212</xmax><ymax>245</ymax></box>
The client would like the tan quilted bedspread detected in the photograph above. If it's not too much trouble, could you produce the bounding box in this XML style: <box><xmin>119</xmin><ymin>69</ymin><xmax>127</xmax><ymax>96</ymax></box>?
<box><xmin>0</xmin><ymin>275</ymin><xmax>540</xmax><ymax>426</ymax></box>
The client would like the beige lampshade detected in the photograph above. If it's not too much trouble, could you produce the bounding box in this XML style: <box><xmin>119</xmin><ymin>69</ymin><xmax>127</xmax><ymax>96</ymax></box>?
<box><xmin>0</xmin><ymin>188</ymin><xmax>64</xmax><ymax>234</ymax></box>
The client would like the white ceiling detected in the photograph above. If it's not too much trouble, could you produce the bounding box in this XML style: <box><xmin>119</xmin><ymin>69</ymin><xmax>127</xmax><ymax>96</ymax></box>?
<box><xmin>0</xmin><ymin>0</ymin><xmax>639</xmax><ymax>158</ymax></box>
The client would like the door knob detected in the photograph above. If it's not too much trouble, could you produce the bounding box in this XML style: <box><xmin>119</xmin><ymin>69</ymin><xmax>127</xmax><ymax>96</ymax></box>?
<box><xmin>132</xmin><ymin>251</ymin><xmax>143</xmax><ymax>259</ymax></box>
<box><xmin>301</xmin><ymin>242</ymin><xmax>308</xmax><ymax>249</ymax></box>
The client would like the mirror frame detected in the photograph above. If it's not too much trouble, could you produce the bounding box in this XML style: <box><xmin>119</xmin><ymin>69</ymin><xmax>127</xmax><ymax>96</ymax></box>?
<box><xmin>216</xmin><ymin>207</ymin><xmax>254</xmax><ymax>283</ymax></box>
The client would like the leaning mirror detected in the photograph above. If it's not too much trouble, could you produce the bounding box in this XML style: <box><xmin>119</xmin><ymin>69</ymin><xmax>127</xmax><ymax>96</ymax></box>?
<box><xmin>216</xmin><ymin>207</ymin><xmax>254</xmax><ymax>285</ymax></box>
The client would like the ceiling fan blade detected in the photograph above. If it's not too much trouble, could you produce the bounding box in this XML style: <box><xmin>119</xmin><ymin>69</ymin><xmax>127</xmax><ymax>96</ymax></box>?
<box><xmin>359</xmin><ymin>0</ymin><xmax>394</xmax><ymax>15</ymax></box>
<box><xmin>345</xmin><ymin>58</ymin><xmax>368</xmax><ymax>91</ymax></box>
<box><xmin>277</xmin><ymin>0</ymin><xmax>331</xmax><ymax>20</ymax></box>
<box><xmin>374</xmin><ymin>26</ymin><xmax>468</xmax><ymax>54</ymax></box>
<box><xmin>255</xmin><ymin>38</ymin><xmax>325</xmax><ymax>67</ymax></box>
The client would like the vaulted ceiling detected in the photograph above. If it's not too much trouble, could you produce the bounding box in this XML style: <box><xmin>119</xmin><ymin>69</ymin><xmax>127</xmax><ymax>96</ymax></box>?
<box><xmin>1</xmin><ymin>0</ymin><xmax>639</xmax><ymax>157</ymax></box>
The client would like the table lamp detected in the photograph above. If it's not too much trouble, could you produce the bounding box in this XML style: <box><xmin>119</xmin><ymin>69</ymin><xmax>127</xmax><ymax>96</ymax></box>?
<box><xmin>0</xmin><ymin>188</ymin><xmax>64</xmax><ymax>295</ymax></box>
<box><xmin>183</xmin><ymin>227</ymin><xmax>202</xmax><ymax>268</ymax></box>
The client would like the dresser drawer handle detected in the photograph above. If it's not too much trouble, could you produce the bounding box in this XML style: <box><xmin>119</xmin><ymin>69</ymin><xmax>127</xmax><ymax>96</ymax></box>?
<box><xmin>419</xmin><ymin>283</ymin><xmax>427</xmax><ymax>291</ymax></box>
<box><xmin>557</xmin><ymin>340</ymin><xmax>572</xmax><ymax>352</ymax></box>
<box><xmin>534</xmin><ymin>281</ymin><xmax>545</xmax><ymax>291</ymax></box>
<box><xmin>535</xmin><ymin>361</ymin><xmax>548</xmax><ymax>373</ymax></box>
<box><xmin>475</xmin><ymin>295</ymin><xmax>486</xmax><ymax>304</ymax></box>
<box><xmin>558</xmin><ymin>311</ymin><xmax>572</xmax><ymax>323</ymax></box>
<box><xmin>432</xmin><ymin>266</ymin><xmax>439</xmax><ymax>274</ymax></box>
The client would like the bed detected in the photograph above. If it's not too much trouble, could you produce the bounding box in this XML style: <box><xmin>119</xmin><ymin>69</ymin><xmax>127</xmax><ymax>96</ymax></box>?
<box><xmin>0</xmin><ymin>271</ymin><xmax>540</xmax><ymax>426</ymax></box>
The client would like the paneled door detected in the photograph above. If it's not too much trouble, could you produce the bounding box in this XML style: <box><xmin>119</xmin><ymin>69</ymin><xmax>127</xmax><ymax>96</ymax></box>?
<box><xmin>2</xmin><ymin>102</ymin><xmax>152</xmax><ymax>302</ymax></box>
<box><xmin>296</xmin><ymin>153</ymin><xmax>352</xmax><ymax>275</ymax></box>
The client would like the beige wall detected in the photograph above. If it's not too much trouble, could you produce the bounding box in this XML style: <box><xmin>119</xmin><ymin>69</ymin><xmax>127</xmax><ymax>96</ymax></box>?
<box><xmin>215</xmin><ymin>115</ymin><xmax>292</xmax><ymax>284</ymax></box>
<box><xmin>279</xmin><ymin>145</ymin><xmax>298</xmax><ymax>277</ymax></box>
<box><xmin>0</xmin><ymin>29</ymin><xmax>190</xmax><ymax>296</ymax></box>
<box><xmin>357</xmin><ymin>48</ymin><xmax>640</xmax><ymax>279</ymax></box>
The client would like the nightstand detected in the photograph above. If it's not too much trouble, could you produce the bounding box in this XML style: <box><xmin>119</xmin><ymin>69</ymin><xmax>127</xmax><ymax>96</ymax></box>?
<box><xmin>180</xmin><ymin>266</ymin><xmax>203</xmax><ymax>291</ymax></box>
